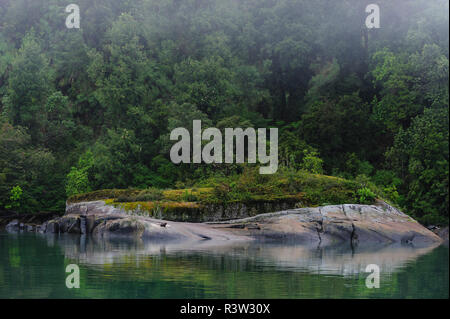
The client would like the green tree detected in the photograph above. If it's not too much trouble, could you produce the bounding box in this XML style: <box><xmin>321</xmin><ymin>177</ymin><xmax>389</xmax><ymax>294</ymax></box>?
<box><xmin>3</xmin><ymin>32</ymin><xmax>51</xmax><ymax>143</ymax></box>
<box><xmin>387</xmin><ymin>107</ymin><xmax>449</xmax><ymax>224</ymax></box>
<box><xmin>66</xmin><ymin>151</ymin><xmax>94</xmax><ymax>197</ymax></box>
<box><xmin>301</xmin><ymin>150</ymin><xmax>324</xmax><ymax>175</ymax></box>
<box><xmin>5</xmin><ymin>185</ymin><xmax>22</xmax><ymax>210</ymax></box>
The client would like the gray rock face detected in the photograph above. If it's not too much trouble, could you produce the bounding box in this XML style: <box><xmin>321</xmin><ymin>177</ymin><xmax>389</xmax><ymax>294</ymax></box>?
<box><xmin>1</xmin><ymin>212</ymin><xmax>59</xmax><ymax>232</ymax></box>
<box><xmin>432</xmin><ymin>227</ymin><xmax>449</xmax><ymax>241</ymax></box>
<box><xmin>5</xmin><ymin>219</ymin><xmax>19</xmax><ymax>231</ymax></box>
<box><xmin>93</xmin><ymin>217</ymin><xmax>145</xmax><ymax>237</ymax></box>
<box><xmin>53</xmin><ymin>215</ymin><xmax>81</xmax><ymax>234</ymax></box>
<box><xmin>5</xmin><ymin>219</ymin><xmax>38</xmax><ymax>233</ymax></box>
<box><xmin>38</xmin><ymin>222</ymin><xmax>47</xmax><ymax>233</ymax></box>
<box><xmin>46</xmin><ymin>220</ymin><xmax>60</xmax><ymax>233</ymax></box>
<box><xmin>66</xmin><ymin>201</ymin><xmax>125</xmax><ymax>216</ymax></box>
<box><xmin>66</xmin><ymin>199</ymin><xmax>299</xmax><ymax>222</ymax></box>
<box><xmin>207</xmin><ymin>202</ymin><xmax>442</xmax><ymax>246</ymax></box>
<box><xmin>40</xmin><ymin>200</ymin><xmax>442</xmax><ymax>247</ymax></box>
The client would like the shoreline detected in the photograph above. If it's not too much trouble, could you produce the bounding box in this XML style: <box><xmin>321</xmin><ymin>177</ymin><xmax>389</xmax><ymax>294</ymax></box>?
<box><xmin>3</xmin><ymin>200</ymin><xmax>446</xmax><ymax>246</ymax></box>
<box><xmin>0</xmin><ymin>211</ymin><xmax>62</xmax><ymax>229</ymax></box>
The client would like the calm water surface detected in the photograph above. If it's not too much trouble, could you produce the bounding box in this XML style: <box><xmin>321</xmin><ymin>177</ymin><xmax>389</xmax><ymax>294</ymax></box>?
<box><xmin>0</xmin><ymin>231</ymin><xmax>448</xmax><ymax>298</ymax></box>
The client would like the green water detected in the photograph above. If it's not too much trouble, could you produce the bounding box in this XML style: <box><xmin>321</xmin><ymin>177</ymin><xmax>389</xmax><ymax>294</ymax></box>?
<box><xmin>0</xmin><ymin>231</ymin><xmax>448</xmax><ymax>299</ymax></box>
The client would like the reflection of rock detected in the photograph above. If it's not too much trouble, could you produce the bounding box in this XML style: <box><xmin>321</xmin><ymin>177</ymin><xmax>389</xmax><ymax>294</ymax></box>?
<box><xmin>41</xmin><ymin>200</ymin><xmax>441</xmax><ymax>246</ymax></box>
<box><xmin>53</xmin><ymin>233</ymin><xmax>441</xmax><ymax>277</ymax></box>
<box><xmin>237</xmin><ymin>243</ymin><xmax>439</xmax><ymax>276</ymax></box>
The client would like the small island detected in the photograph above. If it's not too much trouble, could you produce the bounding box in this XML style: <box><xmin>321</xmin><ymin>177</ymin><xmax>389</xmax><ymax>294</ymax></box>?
<box><xmin>6</xmin><ymin>169</ymin><xmax>442</xmax><ymax>246</ymax></box>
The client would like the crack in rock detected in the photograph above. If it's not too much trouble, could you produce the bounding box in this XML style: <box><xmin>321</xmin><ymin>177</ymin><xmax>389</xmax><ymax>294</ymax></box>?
<box><xmin>342</xmin><ymin>205</ymin><xmax>358</xmax><ymax>248</ymax></box>
<box><xmin>316</xmin><ymin>207</ymin><xmax>324</xmax><ymax>244</ymax></box>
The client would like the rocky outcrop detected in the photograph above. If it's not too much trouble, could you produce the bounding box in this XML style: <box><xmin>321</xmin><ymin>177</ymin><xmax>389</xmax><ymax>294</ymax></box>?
<box><xmin>5</xmin><ymin>219</ymin><xmax>20</xmax><ymax>232</ymax></box>
<box><xmin>1</xmin><ymin>211</ymin><xmax>59</xmax><ymax>230</ymax></box>
<box><xmin>34</xmin><ymin>200</ymin><xmax>442</xmax><ymax>247</ymax></box>
<box><xmin>6</xmin><ymin>219</ymin><xmax>43</xmax><ymax>232</ymax></box>
<box><xmin>66</xmin><ymin>201</ymin><xmax>124</xmax><ymax>216</ymax></box>
<box><xmin>431</xmin><ymin>226</ymin><xmax>449</xmax><ymax>241</ymax></box>
<box><xmin>211</xmin><ymin>202</ymin><xmax>442</xmax><ymax>246</ymax></box>
<box><xmin>93</xmin><ymin>217</ymin><xmax>146</xmax><ymax>237</ymax></box>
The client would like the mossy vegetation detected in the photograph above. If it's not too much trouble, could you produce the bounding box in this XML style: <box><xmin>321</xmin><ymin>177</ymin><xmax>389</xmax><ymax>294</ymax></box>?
<box><xmin>67</xmin><ymin>168</ymin><xmax>395</xmax><ymax>221</ymax></box>
<box><xmin>68</xmin><ymin>189</ymin><xmax>141</xmax><ymax>204</ymax></box>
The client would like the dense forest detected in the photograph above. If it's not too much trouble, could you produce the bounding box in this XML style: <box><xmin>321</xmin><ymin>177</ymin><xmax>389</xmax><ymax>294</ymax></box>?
<box><xmin>0</xmin><ymin>0</ymin><xmax>448</xmax><ymax>225</ymax></box>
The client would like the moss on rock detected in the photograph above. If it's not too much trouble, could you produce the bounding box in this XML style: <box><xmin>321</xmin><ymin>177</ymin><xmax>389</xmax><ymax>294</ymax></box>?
<box><xmin>66</xmin><ymin>169</ymin><xmax>391</xmax><ymax>222</ymax></box>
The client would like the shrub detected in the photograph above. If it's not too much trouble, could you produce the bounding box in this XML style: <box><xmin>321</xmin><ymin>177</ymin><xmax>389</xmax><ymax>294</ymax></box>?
<box><xmin>301</xmin><ymin>150</ymin><xmax>324</xmax><ymax>174</ymax></box>
<box><xmin>5</xmin><ymin>185</ymin><xmax>22</xmax><ymax>210</ymax></box>
<box><xmin>357</xmin><ymin>187</ymin><xmax>376</xmax><ymax>204</ymax></box>
<box><xmin>65</xmin><ymin>151</ymin><xmax>94</xmax><ymax>197</ymax></box>
<box><xmin>212</xmin><ymin>183</ymin><xmax>231</xmax><ymax>202</ymax></box>
<box><xmin>383</xmin><ymin>184</ymin><xmax>400</xmax><ymax>205</ymax></box>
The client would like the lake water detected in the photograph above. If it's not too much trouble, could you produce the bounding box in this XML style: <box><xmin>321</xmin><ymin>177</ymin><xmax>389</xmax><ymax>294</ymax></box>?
<box><xmin>0</xmin><ymin>231</ymin><xmax>448</xmax><ymax>299</ymax></box>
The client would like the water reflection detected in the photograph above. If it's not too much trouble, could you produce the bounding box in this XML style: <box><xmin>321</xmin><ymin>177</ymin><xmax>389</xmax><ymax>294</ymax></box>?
<box><xmin>54</xmin><ymin>233</ymin><xmax>441</xmax><ymax>276</ymax></box>
<box><xmin>0</xmin><ymin>232</ymin><xmax>447</xmax><ymax>298</ymax></box>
